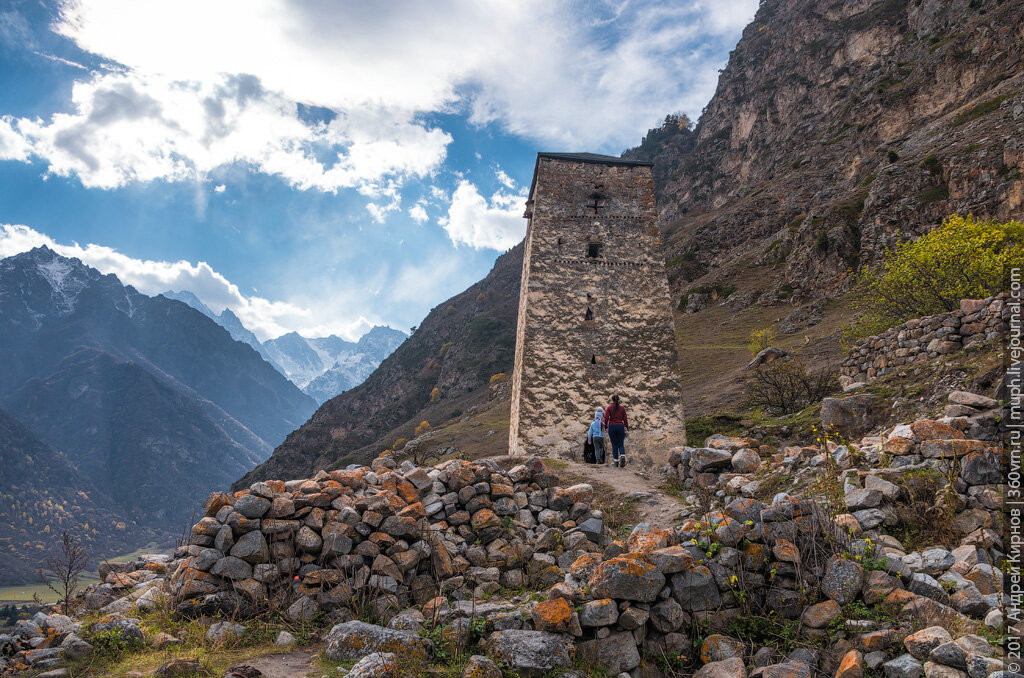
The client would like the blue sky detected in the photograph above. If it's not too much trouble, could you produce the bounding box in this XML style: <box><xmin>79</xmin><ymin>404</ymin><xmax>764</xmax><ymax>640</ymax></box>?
<box><xmin>0</xmin><ymin>0</ymin><xmax>757</xmax><ymax>340</ymax></box>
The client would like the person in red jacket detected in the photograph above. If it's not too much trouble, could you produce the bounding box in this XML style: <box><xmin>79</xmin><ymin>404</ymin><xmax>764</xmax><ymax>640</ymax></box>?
<box><xmin>603</xmin><ymin>394</ymin><xmax>629</xmax><ymax>467</ymax></box>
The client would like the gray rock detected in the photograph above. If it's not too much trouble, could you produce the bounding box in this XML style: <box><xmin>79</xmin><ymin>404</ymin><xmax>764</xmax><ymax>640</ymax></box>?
<box><xmin>59</xmin><ymin>633</ymin><xmax>93</xmax><ymax>660</ymax></box>
<box><xmin>210</xmin><ymin>556</ymin><xmax>253</xmax><ymax>581</ymax></box>
<box><xmin>904</xmin><ymin>627</ymin><xmax>953</xmax><ymax>660</ymax></box>
<box><xmin>577</xmin><ymin>632</ymin><xmax>641</xmax><ymax>675</ymax></box>
<box><xmin>577</xmin><ymin>517</ymin><xmax>604</xmax><ymax>542</ymax></box>
<box><xmin>690</xmin><ymin>448</ymin><xmax>733</xmax><ymax>473</ymax></box>
<box><xmin>731</xmin><ymin>449</ymin><xmax>761</xmax><ymax>474</ymax></box>
<box><xmin>821</xmin><ymin>395</ymin><xmax>883</xmax><ymax>435</ymax></box>
<box><xmin>864</xmin><ymin>475</ymin><xmax>902</xmax><ymax>499</ymax></box>
<box><xmin>286</xmin><ymin>596</ymin><xmax>319</xmax><ymax>622</ymax></box>
<box><xmin>324</xmin><ymin>621</ymin><xmax>433</xmax><ymax>661</ymax></box>
<box><xmin>206</xmin><ymin>621</ymin><xmax>246</xmax><ymax>643</ymax></box>
<box><xmin>821</xmin><ymin>558</ymin><xmax>864</xmax><ymax>604</ymax></box>
<box><xmin>234</xmin><ymin>494</ymin><xmax>271</xmax><ymax>519</ymax></box>
<box><xmin>885</xmin><ymin>654</ymin><xmax>926</xmax><ymax>678</ymax></box>
<box><xmin>651</xmin><ymin>598</ymin><xmax>687</xmax><ymax>633</ymax></box>
<box><xmin>579</xmin><ymin>599</ymin><xmax>618</xmax><ymax>627</ymax></box>
<box><xmin>461</xmin><ymin>655</ymin><xmax>502</xmax><ymax>678</ymax></box>
<box><xmin>853</xmin><ymin>509</ymin><xmax>886</xmax><ymax>529</ymax></box>
<box><xmin>929</xmin><ymin>642</ymin><xmax>968</xmax><ymax>670</ymax></box>
<box><xmin>347</xmin><ymin>652</ymin><xmax>398</xmax><ymax>678</ymax></box>
<box><xmin>229</xmin><ymin>530</ymin><xmax>269</xmax><ymax>564</ymax></box>
<box><xmin>908</xmin><ymin>573</ymin><xmax>948</xmax><ymax>602</ymax></box>
<box><xmin>697</xmin><ymin>657</ymin><xmax>748</xmax><ymax>678</ymax></box>
<box><xmin>485</xmin><ymin>630</ymin><xmax>574</xmax><ymax>676</ymax></box>
<box><xmin>846</xmin><ymin>488</ymin><xmax>884</xmax><ymax>511</ymax></box>
<box><xmin>671</xmin><ymin>566</ymin><xmax>721</xmax><ymax>611</ymax></box>
<box><xmin>948</xmin><ymin>391</ymin><xmax>997</xmax><ymax>409</ymax></box>
<box><xmin>920</xmin><ymin>549</ymin><xmax>955</xmax><ymax>576</ymax></box>
<box><xmin>274</xmin><ymin>630</ymin><xmax>296</xmax><ymax>646</ymax></box>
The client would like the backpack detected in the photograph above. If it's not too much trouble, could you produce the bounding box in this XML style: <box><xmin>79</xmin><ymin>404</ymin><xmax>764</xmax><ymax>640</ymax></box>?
<box><xmin>583</xmin><ymin>439</ymin><xmax>596</xmax><ymax>464</ymax></box>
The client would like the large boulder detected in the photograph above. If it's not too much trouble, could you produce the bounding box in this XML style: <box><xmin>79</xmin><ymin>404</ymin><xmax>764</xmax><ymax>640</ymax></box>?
<box><xmin>821</xmin><ymin>395</ymin><xmax>885</xmax><ymax>436</ymax></box>
<box><xmin>577</xmin><ymin>632</ymin><xmax>641</xmax><ymax>675</ymax></box>
<box><xmin>588</xmin><ymin>555</ymin><xmax>665</xmax><ymax>602</ymax></box>
<box><xmin>323</xmin><ymin>621</ymin><xmax>432</xmax><ymax>662</ymax></box>
<box><xmin>484</xmin><ymin>630</ymin><xmax>574</xmax><ymax>676</ymax></box>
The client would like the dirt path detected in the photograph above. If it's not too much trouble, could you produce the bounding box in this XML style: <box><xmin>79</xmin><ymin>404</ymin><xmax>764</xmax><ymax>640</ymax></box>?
<box><xmin>551</xmin><ymin>458</ymin><xmax>687</xmax><ymax>529</ymax></box>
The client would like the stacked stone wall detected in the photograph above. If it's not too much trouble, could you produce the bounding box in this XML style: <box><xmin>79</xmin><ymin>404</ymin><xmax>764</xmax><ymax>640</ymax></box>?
<box><xmin>841</xmin><ymin>294</ymin><xmax>1009</xmax><ymax>380</ymax></box>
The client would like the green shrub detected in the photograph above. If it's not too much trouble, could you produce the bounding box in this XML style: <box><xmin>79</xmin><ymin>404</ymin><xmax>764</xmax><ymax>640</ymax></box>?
<box><xmin>920</xmin><ymin>184</ymin><xmax>949</xmax><ymax>203</ymax></box>
<box><xmin>846</xmin><ymin>214</ymin><xmax>1023</xmax><ymax>339</ymax></box>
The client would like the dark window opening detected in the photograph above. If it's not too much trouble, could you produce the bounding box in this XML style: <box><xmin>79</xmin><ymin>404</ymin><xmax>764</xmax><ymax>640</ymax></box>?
<box><xmin>557</xmin><ymin>237</ymin><xmax>563</xmax><ymax>246</ymax></box>
<box><xmin>587</xmin><ymin>242</ymin><xmax>602</xmax><ymax>258</ymax></box>
<box><xmin>585</xmin><ymin>306</ymin><xmax>593</xmax><ymax>321</ymax></box>
<box><xmin>590</xmin><ymin>354</ymin><xmax>597</xmax><ymax>364</ymax></box>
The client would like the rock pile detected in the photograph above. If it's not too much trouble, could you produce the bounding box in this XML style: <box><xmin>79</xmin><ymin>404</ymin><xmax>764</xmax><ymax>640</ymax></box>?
<box><xmin>172</xmin><ymin>456</ymin><xmax>606</xmax><ymax>621</ymax></box>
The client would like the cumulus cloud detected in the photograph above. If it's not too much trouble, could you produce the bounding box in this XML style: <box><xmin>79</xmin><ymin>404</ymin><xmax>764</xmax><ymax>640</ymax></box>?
<box><xmin>1</xmin><ymin>71</ymin><xmax>450</xmax><ymax>190</ymax></box>
<box><xmin>440</xmin><ymin>180</ymin><xmax>526</xmax><ymax>250</ymax></box>
<box><xmin>9</xmin><ymin>0</ymin><xmax>761</xmax><ymax>194</ymax></box>
<box><xmin>408</xmin><ymin>204</ymin><xmax>428</xmax><ymax>223</ymax></box>
<box><xmin>0</xmin><ymin>223</ymin><xmax>378</xmax><ymax>340</ymax></box>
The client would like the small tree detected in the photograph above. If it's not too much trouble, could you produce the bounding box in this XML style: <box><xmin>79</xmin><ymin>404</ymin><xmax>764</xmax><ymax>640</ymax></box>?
<box><xmin>429</xmin><ymin>387</ymin><xmax>440</xmax><ymax>402</ymax></box>
<box><xmin>38</xmin><ymin>531</ymin><xmax>89</xmax><ymax>611</ymax></box>
<box><xmin>748</xmin><ymin>327</ymin><xmax>777</xmax><ymax>356</ymax></box>
<box><xmin>414</xmin><ymin>420</ymin><xmax>431</xmax><ymax>437</ymax></box>
<box><xmin>746</xmin><ymin>359</ymin><xmax>840</xmax><ymax>415</ymax></box>
<box><xmin>848</xmin><ymin>214</ymin><xmax>1023</xmax><ymax>338</ymax></box>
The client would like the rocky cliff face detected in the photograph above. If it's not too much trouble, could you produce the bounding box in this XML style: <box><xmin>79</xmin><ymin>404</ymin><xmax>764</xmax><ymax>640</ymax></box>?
<box><xmin>626</xmin><ymin>0</ymin><xmax>1023</xmax><ymax>302</ymax></box>
<box><xmin>235</xmin><ymin>245</ymin><xmax>522</xmax><ymax>487</ymax></box>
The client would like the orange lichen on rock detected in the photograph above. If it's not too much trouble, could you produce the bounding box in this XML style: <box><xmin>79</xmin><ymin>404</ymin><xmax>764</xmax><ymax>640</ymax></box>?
<box><xmin>532</xmin><ymin>597</ymin><xmax>573</xmax><ymax>632</ymax></box>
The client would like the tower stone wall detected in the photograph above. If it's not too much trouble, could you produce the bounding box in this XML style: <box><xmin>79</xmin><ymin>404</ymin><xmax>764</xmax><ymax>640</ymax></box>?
<box><xmin>509</xmin><ymin>153</ymin><xmax>686</xmax><ymax>468</ymax></box>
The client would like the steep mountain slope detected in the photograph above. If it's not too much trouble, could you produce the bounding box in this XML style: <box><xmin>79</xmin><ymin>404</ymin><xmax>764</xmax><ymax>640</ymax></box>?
<box><xmin>235</xmin><ymin>244</ymin><xmax>522</xmax><ymax>487</ymax></box>
<box><xmin>0</xmin><ymin>407</ymin><xmax>136</xmax><ymax>586</ymax></box>
<box><xmin>625</xmin><ymin>0</ymin><xmax>1022</xmax><ymax>302</ymax></box>
<box><xmin>7</xmin><ymin>349</ymin><xmax>261</xmax><ymax>526</ymax></box>
<box><xmin>161</xmin><ymin>290</ymin><xmax>284</xmax><ymax>375</ymax></box>
<box><xmin>0</xmin><ymin>248</ymin><xmax>316</xmax><ymax>449</ymax></box>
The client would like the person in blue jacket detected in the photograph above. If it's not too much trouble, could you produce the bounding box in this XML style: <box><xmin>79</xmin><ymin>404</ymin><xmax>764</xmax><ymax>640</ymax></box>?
<box><xmin>587</xmin><ymin>407</ymin><xmax>606</xmax><ymax>464</ymax></box>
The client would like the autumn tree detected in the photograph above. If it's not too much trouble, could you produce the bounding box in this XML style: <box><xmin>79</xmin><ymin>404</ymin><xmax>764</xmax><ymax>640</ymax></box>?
<box><xmin>37</xmin><ymin>531</ymin><xmax>89</xmax><ymax>611</ymax></box>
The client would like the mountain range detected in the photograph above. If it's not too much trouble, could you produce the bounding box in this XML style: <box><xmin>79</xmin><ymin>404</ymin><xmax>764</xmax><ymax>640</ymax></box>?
<box><xmin>163</xmin><ymin>291</ymin><xmax>406</xmax><ymax>404</ymax></box>
<box><xmin>0</xmin><ymin>247</ymin><xmax>317</xmax><ymax>582</ymax></box>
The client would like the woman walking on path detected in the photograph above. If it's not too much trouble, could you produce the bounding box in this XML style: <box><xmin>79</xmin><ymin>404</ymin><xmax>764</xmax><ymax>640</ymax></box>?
<box><xmin>587</xmin><ymin>407</ymin><xmax>606</xmax><ymax>464</ymax></box>
<box><xmin>603</xmin><ymin>395</ymin><xmax>629</xmax><ymax>467</ymax></box>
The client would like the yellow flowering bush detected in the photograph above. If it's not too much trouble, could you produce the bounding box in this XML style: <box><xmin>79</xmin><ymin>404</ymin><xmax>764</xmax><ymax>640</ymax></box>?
<box><xmin>848</xmin><ymin>214</ymin><xmax>1022</xmax><ymax>338</ymax></box>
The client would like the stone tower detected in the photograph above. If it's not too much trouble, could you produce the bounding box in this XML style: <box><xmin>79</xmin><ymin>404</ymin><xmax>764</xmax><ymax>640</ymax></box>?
<box><xmin>509</xmin><ymin>152</ymin><xmax>686</xmax><ymax>468</ymax></box>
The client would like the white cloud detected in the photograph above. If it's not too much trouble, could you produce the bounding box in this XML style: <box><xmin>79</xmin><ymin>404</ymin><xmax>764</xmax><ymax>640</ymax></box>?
<box><xmin>440</xmin><ymin>180</ymin><xmax>525</xmax><ymax>250</ymax></box>
<box><xmin>495</xmin><ymin>168</ymin><xmax>516</xmax><ymax>190</ymax></box>
<box><xmin>21</xmin><ymin>0</ymin><xmax>759</xmax><ymax>191</ymax></box>
<box><xmin>0</xmin><ymin>223</ymin><xmax>377</xmax><ymax>340</ymax></box>
<box><xmin>1</xmin><ymin>71</ymin><xmax>450</xmax><ymax>191</ymax></box>
<box><xmin>213</xmin><ymin>184</ymin><xmax>225</xmax><ymax>193</ymax></box>
<box><xmin>408</xmin><ymin>204</ymin><xmax>428</xmax><ymax>223</ymax></box>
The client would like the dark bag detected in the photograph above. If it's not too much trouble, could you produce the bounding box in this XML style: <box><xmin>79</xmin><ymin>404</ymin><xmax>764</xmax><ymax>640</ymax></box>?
<box><xmin>583</xmin><ymin>439</ymin><xmax>596</xmax><ymax>464</ymax></box>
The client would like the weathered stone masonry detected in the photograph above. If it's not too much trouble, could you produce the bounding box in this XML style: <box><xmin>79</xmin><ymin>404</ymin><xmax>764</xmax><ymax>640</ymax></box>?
<box><xmin>841</xmin><ymin>294</ymin><xmax>1009</xmax><ymax>380</ymax></box>
<box><xmin>509</xmin><ymin>153</ymin><xmax>686</xmax><ymax>467</ymax></box>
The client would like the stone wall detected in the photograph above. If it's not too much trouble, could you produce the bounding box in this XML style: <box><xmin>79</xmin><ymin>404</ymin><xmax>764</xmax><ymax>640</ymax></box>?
<box><xmin>841</xmin><ymin>295</ymin><xmax>1009</xmax><ymax>380</ymax></box>
<box><xmin>510</xmin><ymin>153</ymin><xmax>686</xmax><ymax>468</ymax></box>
